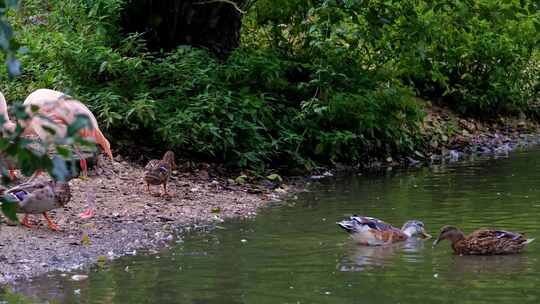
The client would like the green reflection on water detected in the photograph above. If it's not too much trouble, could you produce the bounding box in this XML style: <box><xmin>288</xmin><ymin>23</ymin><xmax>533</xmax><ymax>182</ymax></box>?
<box><xmin>5</xmin><ymin>149</ymin><xmax>540</xmax><ymax>304</ymax></box>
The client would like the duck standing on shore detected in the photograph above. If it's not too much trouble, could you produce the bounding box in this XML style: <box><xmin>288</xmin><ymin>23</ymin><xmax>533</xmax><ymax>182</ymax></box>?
<box><xmin>432</xmin><ymin>225</ymin><xmax>534</xmax><ymax>255</ymax></box>
<box><xmin>337</xmin><ymin>216</ymin><xmax>431</xmax><ymax>246</ymax></box>
<box><xmin>1</xmin><ymin>180</ymin><xmax>71</xmax><ymax>231</ymax></box>
<box><xmin>144</xmin><ymin>150</ymin><xmax>176</xmax><ymax>197</ymax></box>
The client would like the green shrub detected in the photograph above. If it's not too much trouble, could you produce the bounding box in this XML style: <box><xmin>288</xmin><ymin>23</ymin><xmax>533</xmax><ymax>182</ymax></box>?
<box><xmin>364</xmin><ymin>0</ymin><xmax>540</xmax><ymax>115</ymax></box>
<box><xmin>251</xmin><ymin>0</ymin><xmax>540</xmax><ymax>116</ymax></box>
<box><xmin>1</xmin><ymin>0</ymin><xmax>538</xmax><ymax>172</ymax></box>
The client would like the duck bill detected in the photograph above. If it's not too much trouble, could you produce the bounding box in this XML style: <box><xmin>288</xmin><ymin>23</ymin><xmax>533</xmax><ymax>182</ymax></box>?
<box><xmin>337</xmin><ymin>220</ymin><xmax>355</xmax><ymax>233</ymax></box>
<box><xmin>420</xmin><ymin>230</ymin><xmax>432</xmax><ymax>239</ymax></box>
<box><xmin>432</xmin><ymin>237</ymin><xmax>441</xmax><ymax>248</ymax></box>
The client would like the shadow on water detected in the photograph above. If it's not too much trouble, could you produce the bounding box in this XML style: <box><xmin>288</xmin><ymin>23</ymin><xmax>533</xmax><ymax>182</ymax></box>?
<box><xmin>337</xmin><ymin>238</ymin><xmax>426</xmax><ymax>272</ymax></box>
<box><xmin>5</xmin><ymin>148</ymin><xmax>540</xmax><ymax>303</ymax></box>
<box><xmin>447</xmin><ymin>254</ymin><xmax>531</xmax><ymax>276</ymax></box>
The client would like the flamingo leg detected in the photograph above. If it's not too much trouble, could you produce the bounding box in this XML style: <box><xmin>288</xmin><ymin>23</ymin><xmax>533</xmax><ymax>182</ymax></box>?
<box><xmin>74</xmin><ymin>148</ymin><xmax>88</xmax><ymax>178</ymax></box>
<box><xmin>80</xmin><ymin>158</ymin><xmax>88</xmax><ymax>176</ymax></box>
<box><xmin>27</xmin><ymin>169</ymin><xmax>43</xmax><ymax>183</ymax></box>
<box><xmin>42</xmin><ymin>212</ymin><xmax>60</xmax><ymax>231</ymax></box>
<box><xmin>21</xmin><ymin>214</ymin><xmax>33</xmax><ymax>228</ymax></box>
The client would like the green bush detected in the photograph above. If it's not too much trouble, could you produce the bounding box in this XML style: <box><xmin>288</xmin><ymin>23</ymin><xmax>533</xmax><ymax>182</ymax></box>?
<box><xmin>363</xmin><ymin>0</ymin><xmax>540</xmax><ymax>115</ymax></box>
<box><xmin>1</xmin><ymin>0</ymin><xmax>538</xmax><ymax>172</ymax></box>
<box><xmin>251</xmin><ymin>0</ymin><xmax>540</xmax><ymax>115</ymax></box>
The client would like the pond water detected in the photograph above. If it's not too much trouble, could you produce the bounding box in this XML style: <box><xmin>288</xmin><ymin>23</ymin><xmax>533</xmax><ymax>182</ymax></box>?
<box><xmin>4</xmin><ymin>149</ymin><xmax>540</xmax><ymax>303</ymax></box>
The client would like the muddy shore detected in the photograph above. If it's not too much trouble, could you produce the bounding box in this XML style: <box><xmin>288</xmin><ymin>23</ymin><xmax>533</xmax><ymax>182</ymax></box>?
<box><xmin>0</xmin><ymin>157</ymin><xmax>289</xmax><ymax>285</ymax></box>
<box><xmin>2</xmin><ymin>104</ymin><xmax>540</xmax><ymax>286</ymax></box>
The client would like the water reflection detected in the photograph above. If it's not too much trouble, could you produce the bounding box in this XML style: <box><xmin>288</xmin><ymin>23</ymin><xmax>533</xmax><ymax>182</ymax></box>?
<box><xmin>338</xmin><ymin>238</ymin><xmax>427</xmax><ymax>272</ymax></box>
<box><xmin>447</xmin><ymin>254</ymin><xmax>530</xmax><ymax>276</ymax></box>
<box><xmin>5</xmin><ymin>149</ymin><xmax>540</xmax><ymax>304</ymax></box>
<box><xmin>8</xmin><ymin>274</ymin><xmax>91</xmax><ymax>303</ymax></box>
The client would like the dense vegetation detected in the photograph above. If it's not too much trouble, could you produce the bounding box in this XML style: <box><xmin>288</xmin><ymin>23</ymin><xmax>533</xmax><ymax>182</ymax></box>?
<box><xmin>1</xmin><ymin>0</ymin><xmax>539</xmax><ymax>172</ymax></box>
<box><xmin>0</xmin><ymin>0</ymin><xmax>90</xmax><ymax>221</ymax></box>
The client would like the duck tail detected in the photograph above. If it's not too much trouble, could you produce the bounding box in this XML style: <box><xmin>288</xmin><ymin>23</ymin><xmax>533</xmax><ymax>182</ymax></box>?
<box><xmin>524</xmin><ymin>238</ymin><xmax>535</xmax><ymax>245</ymax></box>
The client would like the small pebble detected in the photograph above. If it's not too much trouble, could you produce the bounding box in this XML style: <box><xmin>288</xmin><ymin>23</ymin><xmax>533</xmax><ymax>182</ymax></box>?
<box><xmin>71</xmin><ymin>274</ymin><xmax>88</xmax><ymax>281</ymax></box>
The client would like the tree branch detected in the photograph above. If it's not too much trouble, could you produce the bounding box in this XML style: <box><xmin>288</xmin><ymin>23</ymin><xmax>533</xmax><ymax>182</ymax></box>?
<box><xmin>194</xmin><ymin>0</ymin><xmax>247</xmax><ymax>14</ymax></box>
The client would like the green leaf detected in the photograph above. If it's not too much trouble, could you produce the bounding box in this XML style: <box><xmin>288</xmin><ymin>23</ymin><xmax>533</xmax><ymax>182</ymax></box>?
<box><xmin>67</xmin><ymin>114</ymin><xmax>92</xmax><ymax>136</ymax></box>
<box><xmin>56</xmin><ymin>145</ymin><xmax>71</xmax><ymax>158</ymax></box>
<box><xmin>1</xmin><ymin>197</ymin><xmax>18</xmax><ymax>222</ymax></box>
<box><xmin>314</xmin><ymin>143</ymin><xmax>324</xmax><ymax>155</ymax></box>
<box><xmin>266</xmin><ymin>173</ymin><xmax>283</xmax><ymax>183</ymax></box>
<box><xmin>42</xmin><ymin>125</ymin><xmax>57</xmax><ymax>136</ymax></box>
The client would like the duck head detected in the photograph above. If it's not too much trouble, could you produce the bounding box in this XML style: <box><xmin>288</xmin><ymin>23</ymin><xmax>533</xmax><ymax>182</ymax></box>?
<box><xmin>401</xmin><ymin>220</ymin><xmax>431</xmax><ymax>238</ymax></box>
<box><xmin>337</xmin><ymin>218</ymin><xmax>363</xmax><ymax>234</ymax></box>
<box><xmin>432</xmin><ymin>225</ymin><xmax>465</xmax><ymax>247</ymax></box>
<box><xmin>163</xmin><ymin>150</ymin><xmax>177</xmax><ymax>170</ymax></box>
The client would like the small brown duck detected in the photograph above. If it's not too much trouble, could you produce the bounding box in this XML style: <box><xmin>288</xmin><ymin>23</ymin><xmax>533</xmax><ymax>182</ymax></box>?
<box><xmin>432</xmin><ymin>225</ymin><xmax>534</xmax><ymax>255</ymax></box>
<box><xmin>144</xmin><ymin>150</ymin><xmax>176</xmax><ymax>196</ymax></box>
<box><xmin>2</xmin><ymin>180</ymin><xmax>71</xmax><ymax>231</ymax></box>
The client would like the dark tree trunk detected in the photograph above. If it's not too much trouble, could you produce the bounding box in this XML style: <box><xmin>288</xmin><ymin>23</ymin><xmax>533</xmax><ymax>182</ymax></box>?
<box><xmin>120</xmin><ymin>0</ymin><xmax>246</xmax><ymax>57</ymax></box>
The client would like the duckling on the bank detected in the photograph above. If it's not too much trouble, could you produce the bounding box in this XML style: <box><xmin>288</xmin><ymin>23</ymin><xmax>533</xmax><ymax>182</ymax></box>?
<box><xmin>144</xmin><ymin>150</ymin><xmax>176</xmax><ymax>196</ymax></box>
<box><xmin>337</xmin><ymin>216</ymin><xmax>431</xmax><ymax>246</ymax></box>
<box><xmin>2</xmin><ymin>180</ymin><xmax>71</xmax><ymax>231</ymax></box>
<box><xmin>432</xmin><ymin>225</ymin><xmax>534</xmax><ymax>255</ymax></box>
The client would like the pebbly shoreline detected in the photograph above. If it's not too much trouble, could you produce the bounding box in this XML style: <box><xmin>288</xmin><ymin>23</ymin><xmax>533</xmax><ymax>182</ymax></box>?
<box><xmin>0</xmin><ymin>157</ymin><xmax>288</xmax><ymax>285</ymax></box>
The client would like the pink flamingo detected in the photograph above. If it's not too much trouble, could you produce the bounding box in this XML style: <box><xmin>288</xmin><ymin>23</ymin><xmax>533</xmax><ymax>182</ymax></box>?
<box><xmin>23</xmin><ymin>89</ymin><xmax>114</xmax><ymax>219</ymax></box>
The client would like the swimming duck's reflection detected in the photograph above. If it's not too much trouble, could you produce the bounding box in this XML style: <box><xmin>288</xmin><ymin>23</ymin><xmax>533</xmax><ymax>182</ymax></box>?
<box><xmin>337</xmin><ymin>238</ymin><xmax>426</xmax><ymax>272</ymax></box>
<box><xmin>447</xmin><ymin>254</ymin><xmax>530</xmax><ymax>276</ymax></box>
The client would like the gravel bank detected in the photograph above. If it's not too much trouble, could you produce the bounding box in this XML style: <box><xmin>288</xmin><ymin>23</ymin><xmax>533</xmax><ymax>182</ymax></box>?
<box><xmin>0</xmin><ymin>157</ymin><xmax>286</xmax><ymax>285</ymax></box>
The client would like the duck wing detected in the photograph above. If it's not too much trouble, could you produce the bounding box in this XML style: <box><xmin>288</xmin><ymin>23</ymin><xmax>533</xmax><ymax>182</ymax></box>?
<box><xmin>350</xmin><ymin>216</ymin><xmax>394</xmax><ymax>231</ymax></box>
<box><xmin>464</xmin><ymin>229</ymin><xmax>529</xmax><ymax>254</ymax></box>
<box><xmin>338</xmin><ymin>216</ymin><xmax>405</xmax><ymax>245</ymax></box>
<box><xmin>7</xmin><ymin>181</ymin><xmax>49</xmax><ymax>194</ymax></box>
<box><xmin>144</xmin><ymin>159</ymin><xmax>160</xmax><ymax>171</ymax></box>
<box><xmin>16</xmin><ymin>186</ymin><xmax>57</xmax><ymax>214</ymax></box>
<box><xmin>470</xmin><ymin>229</ymin><xmax>527</xmax><ymax>241</ymax></box>
<box><xmin>144</xmin><ymin>159</ymin><xmax>171</xmax><ymax>184</ymax></box>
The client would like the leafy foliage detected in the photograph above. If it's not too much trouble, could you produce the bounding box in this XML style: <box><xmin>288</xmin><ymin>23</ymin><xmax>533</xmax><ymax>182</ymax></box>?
<box><xmin>0</xmin><ymin>0</ymin><xmax>21</xmax><ymax>76</ymax></box>
<box><xmin>1</xmin><ymin>0</ymin><xmax>539</xmax><ymax>176</ymax></box>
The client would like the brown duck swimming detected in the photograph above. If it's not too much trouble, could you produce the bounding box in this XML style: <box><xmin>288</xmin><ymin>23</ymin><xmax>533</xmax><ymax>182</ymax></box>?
<box><xmin>432</xmin><ymin>225</ymin><xmax>534</xmax><ymax>255</ymax></box>
<box><xmin>144</xmin><ymin>150</ymin><xmax>176</xmax><ymax>196</ymax></box>
<box><xmin>337</xmin><ymin>216</ymin><xmax>431</xmax><ymax>246</ymax></box>
<box><xmin>2</xmin><ymin>180</ymin><xmax>71</xmax><ymax>231</ymax></box>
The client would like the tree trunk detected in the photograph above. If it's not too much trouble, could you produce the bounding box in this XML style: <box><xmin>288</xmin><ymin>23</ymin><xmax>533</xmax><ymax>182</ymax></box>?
<box><xmin>121</xmin><ymin>0</ymin><xmax>246</xmax><ymax>57</ymax></box>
